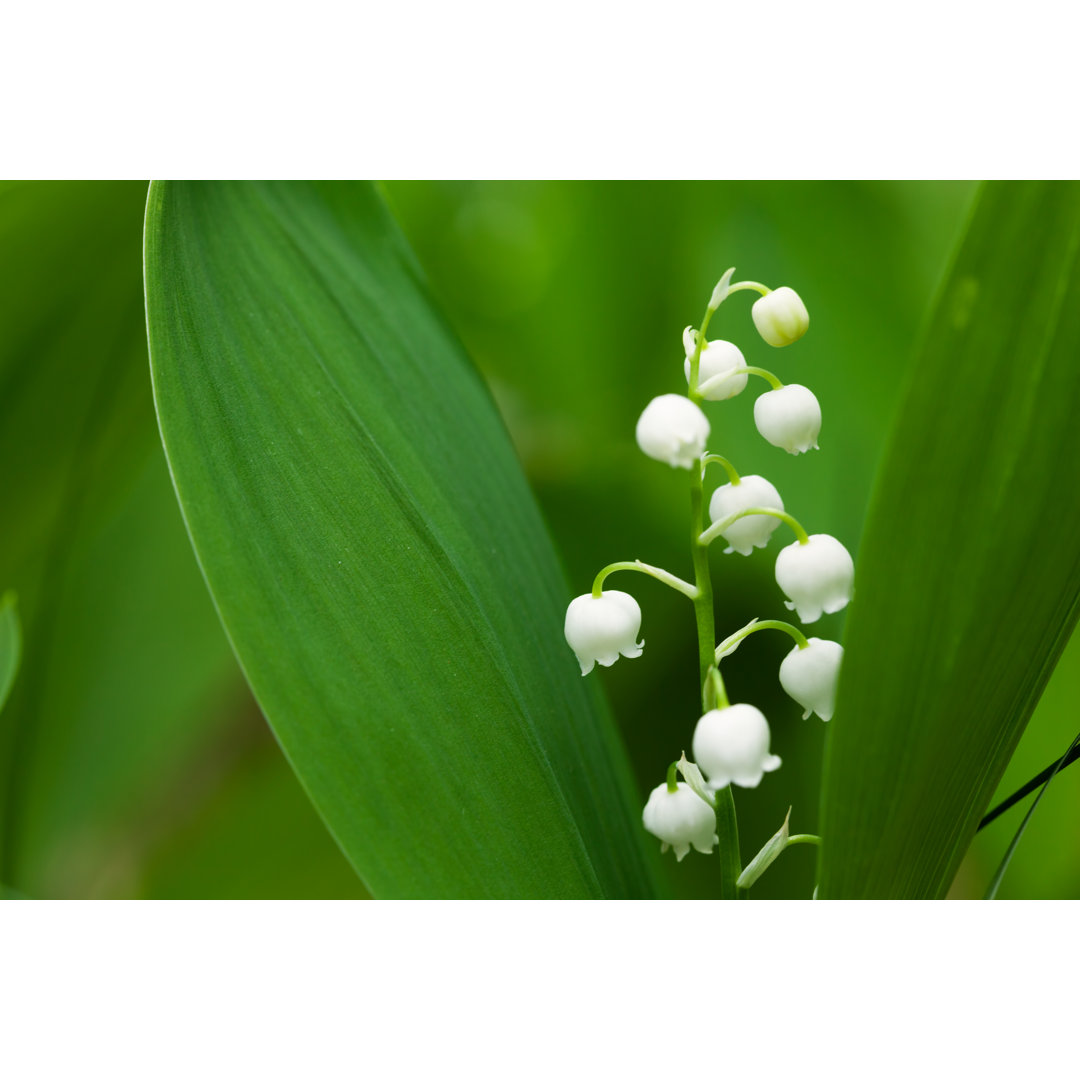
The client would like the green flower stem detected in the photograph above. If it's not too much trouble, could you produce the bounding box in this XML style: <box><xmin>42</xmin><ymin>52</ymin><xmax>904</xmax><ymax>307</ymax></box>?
<box><xmin>786</xmin><ymin>834</ymin><xmax>821</xmax><ymax>847</ymax></box>
<box><xmin>696</xmin><ymin>365</ymin><xmax>783</xmax><ymax>398</ymax></box>
<box><xmin>710</xmin><ymin>666</ymin><xmax>730</xmax><ymax>709</ymax></box>
<box><xmin>715</xmin><ymin>619</ymin><xmax>809</xmax><ymax>664</ymax></box>
<box><xmin>700</xmin><ymin>506</ymin><xmax>810</xmax><ymax>548</ymax></box>
<box><xmin>726</xmin><ymin>280</ymin><xmax>771</xmax><ymax>298</ymax></box>
<box><xmin>666</xmin><ymin>760</ymin><xmax>679</xmax><ymax>793</ymax></box>
<box><xmin>591</xmin><ymin>560</ymin><xmax>698</xmax><ymax>600</ymax></box>
<box><xmin>743</xmin><ymin>366</ymin><xmax>783</xmax><ymax>389</ymax></box>
<box><xmin>689</xmin><ymin>463</ymin><xmax>741</xmax><ymax>899</ymax></box>
<box><xmin>701</xmin><ymin>454</ymin><xmax>741</xmax><ymax>486</ymax></box>
<box><xmin>687</xmin><ymin>305</ymin><xmax>720</xmax><ymax>400</ymax></box>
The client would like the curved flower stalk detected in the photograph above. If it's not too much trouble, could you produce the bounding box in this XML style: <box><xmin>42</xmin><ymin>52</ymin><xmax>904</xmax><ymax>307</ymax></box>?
<box><xmin>563</xmin><ymin>267</ymin><xmax>853</xmax><ymax>897</ymax></box>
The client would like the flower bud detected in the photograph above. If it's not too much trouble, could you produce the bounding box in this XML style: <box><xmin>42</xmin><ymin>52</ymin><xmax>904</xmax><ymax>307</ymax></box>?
<box><xmin>779</xmin><ymin>638</ymin><xmax>844</xmax><ymax>720</ymax></box>
<box><xmin>691</xmin><ymin>704</ymin><xmax>782</xmax><ymax>790</ymax></box>
<box><xmin>754</xmin><ymin>384</ymin><xmax>821</xmax><ymax>454</ymax></box>
<box><xmin>708</xmin><ymin>474</ymin><xmax>784</xmax><ymax>556</ymax></box>
<box><xmin>635</xmin><ymin>394</ymin><xmax>710</xmax><ymax>469</ymax></box>
<box><xmin>564</xmin><ymin>590</ymin><xmax>643</xmax><ymax>675</ymax></box>
<box><xmin>684</xmin><ymin>339</ymin><xmax>748</xmax><ymax>400</ymax></box>
<box><xmin>642</xmin><ymin>782</ymin><xmax>717</xmax><ymax>861</ymax></box>
<box><xmin>774</xmin><ymin>534</ymin><xmax>854</xmax><ymax>624</ymax></box>
<box><xmin>752</xmin><ymin>286</ymin><xmax>809</xmax><ymax>347</ymax></box>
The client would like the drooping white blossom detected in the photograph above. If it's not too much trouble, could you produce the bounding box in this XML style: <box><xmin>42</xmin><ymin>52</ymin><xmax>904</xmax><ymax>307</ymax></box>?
<box><xmin>684</xmin><ymin>338</ymin><xmax>748</xmax><ymax>400</ymax></box>
<box><xmin>635</xmin><ymin>394</ymin><xmax>711</xmax><ymax>469</ymax></box>
<box><xmin>642</xmin><ymin>782</ymin><xmax>717</xmax><ymax>861</ymax></box>
<box><xmin>752</xmin><ymin>286</ymin><xmax>810</xmax><ymax>347</ymax></box>
<box><xmin>692</xmin><ymin>704</ymin><xmax>782</xmax><ymax>790</ymax></box>
<box><xmin>779</xmin><ymin>638</ymin><xmax>844</xmax><ymax>720</ymax></box>
<box><xmin>708</xmin><ymin>474</ymin><xmax>784</xmax><ymax>556</ymax></box>
<box><xmin>754</xmin><ymin>384</ymin><xmax>821</xmax><ymax>454</ymax></box>
<box><xmin>564</xmin><ymin>590</ymin><xmax>644</xmax><ymax>675</ymax></box>
<box><xmin>774</xmin><ymin>534</ymin><xmax>854</xmax><ymax>624</ymax></box>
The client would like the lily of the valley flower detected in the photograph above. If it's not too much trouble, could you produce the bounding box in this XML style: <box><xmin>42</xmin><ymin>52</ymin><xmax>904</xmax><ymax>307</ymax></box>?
<box><xmin>635</xmin><ymin>394</ymin><xmax>711</xmax><ymax>469</ymax></box>
<box><xmin>708</xmin><ymin>474</ymin><xmax>784</xmax><ymax>555</ymax></box>
<box><xmin>752</xmin><ymin>286</ymin><xmax>810</xmax><ymax>347</ymax></box>
<box><xmin>564</xmin><ymin>589</ymin><xmax>643</xmax><ymax>676</ymax></box>
<box><xmin>754</xmin><ymin>384</ymin><xmax>821</xmax><ymax>454</ymax></box>
<box><xmin>774</xmin><ymin>534</ymin><xmax>854</xmax><ymax>623</ymax></box>
<box><xmin>779</xmin><ymin>637</ymin><xmax>844</xmax><ymax>720</ymax></box>
<box><xmin>642</xmin><ymin>782</ymin><xmax>717</xmax><ymax>861</ymax></box>
<box><xmin>684</xmin><ymin>336</ymin><xmax>748</xmax><ymax>400</ymax></box>
<box><xmin>692</xmin><ymin>704</ymin><xmax>782</xmax><ymax>789</ymax></box>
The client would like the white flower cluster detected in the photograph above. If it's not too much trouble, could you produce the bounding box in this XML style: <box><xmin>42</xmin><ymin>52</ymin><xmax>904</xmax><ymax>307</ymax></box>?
<box><xmin>562</xmin><ymin>270</ymin><xmax>855</xmax><ymax>867</ymax></box>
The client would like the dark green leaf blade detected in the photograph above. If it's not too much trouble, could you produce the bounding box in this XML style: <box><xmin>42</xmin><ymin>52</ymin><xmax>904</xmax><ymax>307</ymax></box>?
<box><xmin>0</xmin><ymin>593</ymin><xmax>20</xmax><ymax>715</ymax></box>
<box><xmin>144</xmin><ymin>181</ymin><xmax>658</xmax><ymax>898</ymax></box>
<box><xmin>819</xmin><ymin>182</ymin><xmax>1080</xmax><ymax>898</ymax></box>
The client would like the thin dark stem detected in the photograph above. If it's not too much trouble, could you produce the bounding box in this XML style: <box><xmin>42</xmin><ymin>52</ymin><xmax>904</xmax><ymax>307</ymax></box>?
<box><xmin>977</xmin><ymin>736</ymin><xmax>1080</xmax><ymax>832</ymax></box>
<box><xmin>984</xmin><ymin>728</ymin><xmax>1080</xmax><ymax>899</ymax></box>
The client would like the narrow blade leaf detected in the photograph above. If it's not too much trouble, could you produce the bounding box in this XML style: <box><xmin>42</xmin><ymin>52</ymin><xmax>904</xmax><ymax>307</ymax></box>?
<box><xmin>819</xmin><ymin>182</ymin><xmax>1080</xmax><ymax>898</ymax></box>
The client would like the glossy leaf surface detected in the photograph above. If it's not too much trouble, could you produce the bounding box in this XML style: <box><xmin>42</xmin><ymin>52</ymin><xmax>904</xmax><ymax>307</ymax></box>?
<box><xmin>819</xmin><ymin>182</ymin><xmax>1080</xmax><ymax>898</ymax></box>
<box><xmin>144</xmin><ymin>181</ymin><xmax>657</xmax><ymax>898</ymax></box>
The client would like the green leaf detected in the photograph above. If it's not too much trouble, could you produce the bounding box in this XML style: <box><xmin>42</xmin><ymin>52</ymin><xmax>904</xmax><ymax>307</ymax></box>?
<box><xmin>144</xmin><ymin>181</ymin><xmax>659</xmax><ymax>898</ymax></box>
<box><xmin>0</xmin><ymin>593</ymin><xmax>21</xmax><ymax>715</ymax></box>
<box><xmin>819</xmin><ymin>182</ymin><xmax>1080</xmax><ymax>898</ymax></box>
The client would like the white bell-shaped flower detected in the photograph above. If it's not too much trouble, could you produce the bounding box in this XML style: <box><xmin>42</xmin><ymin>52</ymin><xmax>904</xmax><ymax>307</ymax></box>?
<box><xmin>692</xmin><ymin>704</ymin><xmax>782</xmax><ymax>790</ymax></box>
<box><xmin>779</xmin><ymin>638</ymin><xmax>844</xmax><ymax>720</ymax></box>
<box><xmin>752</xmin><ymin>286</ymin><xmax>809</xmax><ymax>347</ymax></box>
<box><xmin>775</xmin><ymin>534</ymin><xmax>854</xmax><ymax>624</ymax></box>
<box><xmin>708</xmin><ymin>474</ymin><xmax>784</xmax><ymax>556</ymax></box>
<box><xmin>635</xmin><ymin>394</ymin><xmax>710</xmax><ymax>469</ymax></box>
<box><xmin>754</xmin><ymin>384</ymin><xmax>821</xmax><ymax>454</ymax></box>
<box><xmin>684</xmin><ymin>338</ymin><xmax>748</xmax><ymax>400</ymax></box>
<box><xmin>642</xmin><ymin>782</ymin><xmax>717</xmax><ymax>861</ymax></box>
<box><xmin>564</xmin><ymin>589</ymin><xmax>643</xmax><ymax>676</ymax></box>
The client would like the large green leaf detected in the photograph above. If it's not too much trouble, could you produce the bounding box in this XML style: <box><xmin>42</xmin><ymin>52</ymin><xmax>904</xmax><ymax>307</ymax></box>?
<box><xmin>819</xmin><ymin>182</ymin><xmax>1080</xmax><ymax>898</ymax></box>
<box><xmin>144</xmin><ymin>181</ymin><xmax>658</xmax><ymax>898</ymax></box>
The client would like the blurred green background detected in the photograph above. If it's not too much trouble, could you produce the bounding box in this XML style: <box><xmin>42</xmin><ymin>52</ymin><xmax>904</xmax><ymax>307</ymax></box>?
<box><xmin>0</xmin><ymin>180</ymin><xmax>1073</xmax><ymax>899</ymax></box>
